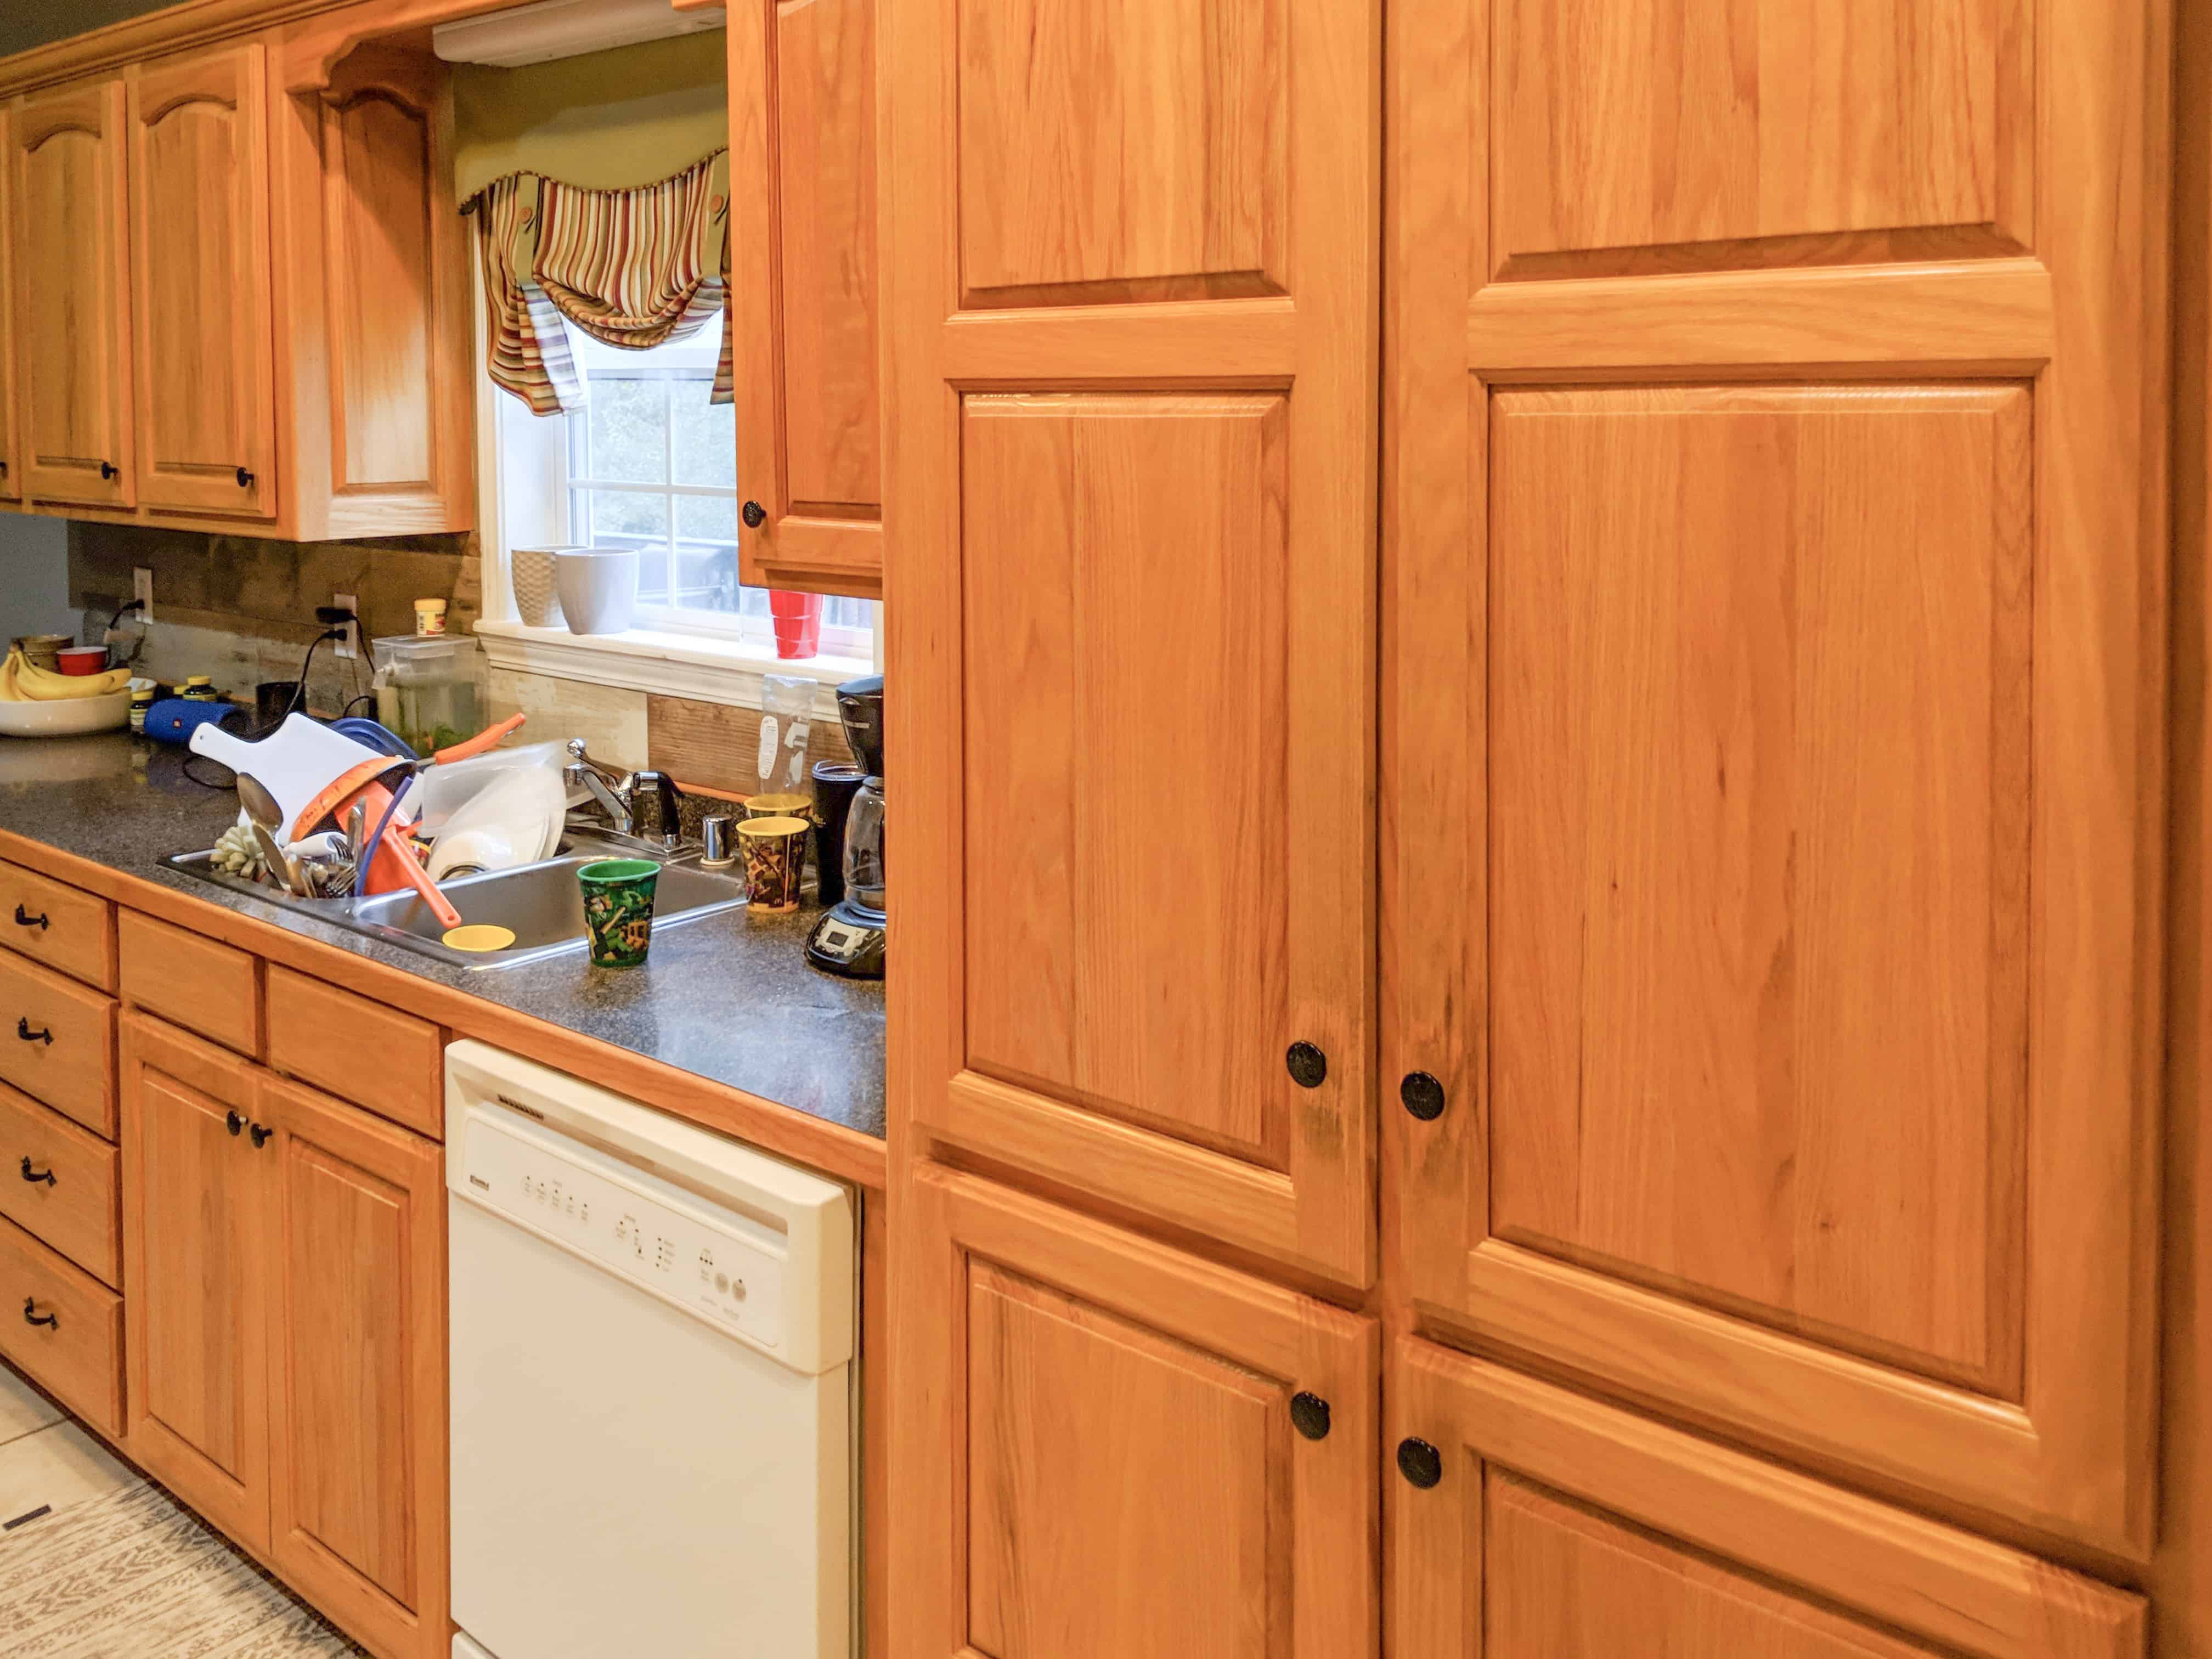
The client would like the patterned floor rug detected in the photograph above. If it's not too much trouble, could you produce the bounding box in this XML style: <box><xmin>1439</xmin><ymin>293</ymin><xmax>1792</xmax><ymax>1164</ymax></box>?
<box><xmin>0</xmin><ymin>1481</ymin><xmax>365</xmax><ymax>1657</ymax></box>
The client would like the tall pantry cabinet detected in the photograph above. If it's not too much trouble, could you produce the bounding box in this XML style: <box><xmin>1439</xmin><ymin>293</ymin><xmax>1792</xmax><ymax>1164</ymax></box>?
<box><xmin>885</xmin><ymin>2</ymin><xmax>2175</xmax><ymax>1658</ymax></box>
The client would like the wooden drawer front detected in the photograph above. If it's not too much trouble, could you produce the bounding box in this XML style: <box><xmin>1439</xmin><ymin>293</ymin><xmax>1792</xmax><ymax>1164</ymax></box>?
<box><xmin>266</xmin><ymin>967</ymin><xmax>442</xmax><ymax>1139</ymax></box>
<box><xmin>0</xmin><ymin>1080</ymin><xmax>120</xmax><ymax>1285</ymax></box>
<box><xmin>0</xmin><ymin>1211</ymin><xmax>124</xmax><ymax>1438</ymax></box>
<box><xmin>0</xmin><ymin>950</ymin><xmax>117</xmax><ymax>1138</ymax></box>
<box><xmin>0</xmin><ymin>861</ymin><xmax>115</xmax><ymax>990</ymax></box>
<box><xmin>119</xmin><ymin>911</ymin><xmax>261</xmax><ymax>1058</ymax></box>
<box><xmin>1393</xmin><ymin>1336</ymin><xmax>2146</xmax><ymax>1659</ymax></box>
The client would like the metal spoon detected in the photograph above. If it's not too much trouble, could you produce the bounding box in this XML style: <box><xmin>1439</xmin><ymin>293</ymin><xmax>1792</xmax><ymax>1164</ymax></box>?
<box><xmin>236</xmin><ymin>771</ymin><xmax>285</xmax><ymax>836</ymax></box>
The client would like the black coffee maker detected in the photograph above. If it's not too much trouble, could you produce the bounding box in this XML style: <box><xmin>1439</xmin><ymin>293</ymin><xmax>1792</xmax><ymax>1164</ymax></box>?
<box><xmin>806</xmin><ymin>675</ymin><xmax>885</xmax><ymax>978</ymax></box>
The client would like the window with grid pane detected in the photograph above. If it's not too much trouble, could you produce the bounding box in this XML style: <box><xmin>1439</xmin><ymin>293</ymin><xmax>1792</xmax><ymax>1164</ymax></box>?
<box><xmin>539</xmin><ymin>314</ymin><xmax>874</xmax><ymax>657</ymax></box>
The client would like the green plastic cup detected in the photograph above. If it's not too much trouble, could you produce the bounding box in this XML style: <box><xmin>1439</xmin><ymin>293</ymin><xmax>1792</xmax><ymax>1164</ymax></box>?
<box><xmin>578</xmin><ymin>859</ymin><xmax>660</xmax><ymax>968</ymax></box>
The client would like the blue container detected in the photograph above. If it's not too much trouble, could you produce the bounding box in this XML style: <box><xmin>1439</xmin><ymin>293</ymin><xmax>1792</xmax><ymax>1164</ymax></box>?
<box><xmin>143</xmin><ymin>698</ymin><xmax>239</xmax><ymax>746</ymax></box>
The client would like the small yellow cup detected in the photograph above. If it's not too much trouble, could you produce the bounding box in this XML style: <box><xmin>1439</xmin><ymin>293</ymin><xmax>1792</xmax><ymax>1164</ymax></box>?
<box><xmin>737</xmin><ymin>816</ymin><xmax>809</xmax><ymax>912</ymax></box>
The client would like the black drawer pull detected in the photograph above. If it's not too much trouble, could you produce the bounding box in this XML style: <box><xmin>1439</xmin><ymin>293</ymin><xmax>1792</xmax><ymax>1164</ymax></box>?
<box><xmin>19</xmin><ymin>1158</ymin><xmax>54</xmax><ymax>1187</ymax></box>
<box><xmin>21</xmin><ymin>1297</ymin><xmax>57</xmax><ymax>1330</ymax></box>
<box><xmin>99</xmin><ymin>461</ymin><xmax>117</xmax><ymax>481</ymax></box>
<box><xmin>226</xmin><ymin>1110</ymin><xmax>245</xmax><ymax>1137</ymax></box>
<box><xmin>16</xmin><ymin>1019</ymin><xmax>52</xmax><ymax>1046</ymax></box>
<box><xmin>249</xmin><ymin>1122</ymin><xmax>273</xmax><ymax>1149</ymax></box>
<box><xmin>13</xmin><ymin>905</ymin><xmax>46</xmax><ymax>931</ymax></box>
<box><xmin>235</xmin><ymin>465</ymin><xmax>255</xmax><ymax>488</ymax></box>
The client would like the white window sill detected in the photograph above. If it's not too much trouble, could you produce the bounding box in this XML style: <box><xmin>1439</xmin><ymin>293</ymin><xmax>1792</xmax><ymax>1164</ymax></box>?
<box><xmin>473</xmin><ymin>619</ymin><xmax>872</xmax><ymax>719</ymax></box>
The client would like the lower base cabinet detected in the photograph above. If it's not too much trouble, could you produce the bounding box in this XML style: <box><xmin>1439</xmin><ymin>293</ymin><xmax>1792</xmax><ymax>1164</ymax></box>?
<box><xmin>1390</xmin><ymin>1335</ymin><xmax>2147</xmax><ymax>1659</ymax></box>
<box><xmin>121</xmin><ymin>1011</ymin><xmax>448</xmax><ymax>1659</ymax></box>
<box><xmin>895</xmin><ymin>1164</ymin><xmax>1378</xmax><ymax>1659</ymax></box>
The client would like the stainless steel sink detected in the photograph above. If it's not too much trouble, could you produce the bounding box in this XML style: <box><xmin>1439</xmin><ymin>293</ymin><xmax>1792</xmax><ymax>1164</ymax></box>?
<box><xmin>161</xmin><ymin>833</ymin><xmax>752</xmax><ymax>970</ymax></box>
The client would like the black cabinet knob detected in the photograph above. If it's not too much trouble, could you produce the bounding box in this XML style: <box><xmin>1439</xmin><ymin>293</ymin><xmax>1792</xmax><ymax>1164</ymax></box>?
<box><xmin>1289</xmin><ymin>1391</ymin><xmax>1332</xmax><ymax>1441</ymax></box>
<box><xmin>235</xmin><ymin>466</ymin><xmax>255</xmax><ymax>488</ymax></box>
<box><xmin>13</xmin><ymin>904</ymin><xmax>47</xmax><ymax>931</ymax></box>
<box><xmin>250</xmin><ymin>1122</ymin><xmax>273</xmax><ymax>1149</ymax></box>
<box><xmin>15</xmin><ymin>1018</ymin><xmax>52</xmax><ymax>1046</ymax></box>
<box><xmin>1397</xmin><ymin>1437</ymin><xmax>1443</xmax><ymax>1489</ymax></box>
<box><xmin>741</xmin><ymin>500</ymin><xmax>766</xmax><ymax>529</ymax></box>
<box><xmin>227</xmin><ymin>1109</ymin><xmax>246</xmax><ymax>1137</ymax></box>
<box><xmin>1401</xmin><ymin>1071</ymin><xmax>1446</xmax><ymax>1121</ymax></box>
<box><xmin>21</xmin><ymin>1297</ymin><xmax>57</xmax><ymax>1330</ymax></box>
<box><xmin>99</xmin><ymin>461</ymin><xmax>117</xmax><ymax>481</ymax></box>
<box><xmin>19</xmin><ymin>1156</ymin><xmax>54</xmax><ymax>1187</ymax></box>
<box><xmin>1285</xmin><ymin>1041</ymin><xmax>1328</xmax><ymax>1090</ymax></box>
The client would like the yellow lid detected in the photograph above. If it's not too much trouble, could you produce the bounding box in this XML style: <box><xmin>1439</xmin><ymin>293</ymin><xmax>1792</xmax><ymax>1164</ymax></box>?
<box><xmin>184</xmin><ymin>675</ymin><xmax>211</xmax><ymax>686</ymax></box>
<box><xmin>441</xmin><ymin>924</ymin><xmax>517</xmax><ymax>952</ymax></box>
<box><xmin>737</xmin><ymin>816</ymin><xmax>810</xmax><ymax>837</ymax></box>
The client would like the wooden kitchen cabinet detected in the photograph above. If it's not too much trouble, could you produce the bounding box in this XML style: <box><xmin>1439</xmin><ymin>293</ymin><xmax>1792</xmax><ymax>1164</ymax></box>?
<box><xmin>1391</xmin><ymin>1335</ymin><xmax>2147</xmax><ymax>1659</ymax></box>
<box><xmin>727</xmin><ymin>0</ymin><xmax>884</xmax><ymax>599</ymax></box>
<box><xmin>0</xmin><ymin>41</ymin><xmax>471</xmax><ymax>539</ymax></box>
<box><xmin>10</xmin><ymin>75</ymin><xmax>133</xmax><ymax>509</ymax></box>
<box><xmin>895</xmin><ymin>1164</ymin><xmax>1376</xmax><ymax>1659</ymax></box>
<box><xmin>885</xmin><ymin>0</ymin><xmax>1381</xmax><ymax>1286</ymax></box>
<box><xmin>262</xmin><ymin>1071</ymin><xmax>447</xmax><ymax>1659</ymax></box>
<box><xmin>0</xmin><ymin>105</ymin><xmax>15</xmax><ymax>501</ymax></box>
<box><xmin>1382</xmin><ymin>0</ymin><xmax>2169</xmax><ymax>1560</ymax></box>
<box><xmin>121</xmin><ymin>1009</ymin><xmax>272</xmax><ymax>1553</ymax></box>
<box><xmin>123</xmin><ymin>1010</ymin><xmax>448</xmax><ymax>1659</ymax></box>
<box><xmin>126</xmin><ymin>41</ymin><xmax>276</xmax><ymax>518</ymax></box>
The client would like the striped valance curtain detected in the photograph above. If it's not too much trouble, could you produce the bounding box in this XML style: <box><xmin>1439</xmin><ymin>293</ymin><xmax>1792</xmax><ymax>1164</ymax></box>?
<box><xmin>464</xmin><ymin>153</ymin><xmax>735</xmax><ymax>416</ymax></box>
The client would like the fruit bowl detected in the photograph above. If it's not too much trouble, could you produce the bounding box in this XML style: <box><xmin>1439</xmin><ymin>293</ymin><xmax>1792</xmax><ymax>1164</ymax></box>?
<box><xmin>0</xmin><ymin>689</ymin><xmax>133</xmax><ymax>737</ymax></box>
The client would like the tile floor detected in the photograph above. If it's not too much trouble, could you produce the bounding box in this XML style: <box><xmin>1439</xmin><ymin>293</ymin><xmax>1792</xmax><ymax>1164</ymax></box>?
<box><xmin>0</xmin><ymin>1361</ymin><xmax>135</xmax><ymax>1532</ymax></box>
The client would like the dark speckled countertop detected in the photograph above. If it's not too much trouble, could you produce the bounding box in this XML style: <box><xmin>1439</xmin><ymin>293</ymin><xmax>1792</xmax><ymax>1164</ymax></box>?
<box><xmin>0</xmin><ymin>732</ymin><xmax>885</xmax><ymax>1143</ymax></box>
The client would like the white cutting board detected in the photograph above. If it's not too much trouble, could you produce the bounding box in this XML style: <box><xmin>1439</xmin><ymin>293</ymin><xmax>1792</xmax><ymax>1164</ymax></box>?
<box><xmin>189</xmin><ymin>713</ymin><xmax>388</xmax><ymax>837</ymax></box>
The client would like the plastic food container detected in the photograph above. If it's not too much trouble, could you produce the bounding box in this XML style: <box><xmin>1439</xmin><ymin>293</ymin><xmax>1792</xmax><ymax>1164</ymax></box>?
<box><xmin>57</xmin><ymin>646</ymin><xmax>110</xmax><ymax>676</ymax></box>
<box><xmin>373</xmin><ymin>634</ymin><xmax>486</xmax><ymax>759</ymax></box>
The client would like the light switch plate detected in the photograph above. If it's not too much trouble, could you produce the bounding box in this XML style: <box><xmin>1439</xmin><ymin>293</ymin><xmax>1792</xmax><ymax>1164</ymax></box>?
<box><xmin>335</xmin><ymin>594</ymin><xmax>359</xmax><ymax>659</ymax></box>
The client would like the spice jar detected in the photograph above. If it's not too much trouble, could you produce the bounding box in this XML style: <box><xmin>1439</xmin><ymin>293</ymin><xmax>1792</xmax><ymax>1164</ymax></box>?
<box><xmin>414</xmin><ymin>598</ymin><xmax>448</xmax><ymax>636</ymax></box>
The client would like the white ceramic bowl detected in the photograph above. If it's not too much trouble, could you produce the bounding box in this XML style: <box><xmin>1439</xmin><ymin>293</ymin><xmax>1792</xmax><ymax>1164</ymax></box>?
<box><xmin>0</xmin><ymin>689</ymin><xmax>132</xmax><ymax>737</ymax></box>
<box><xmin>553</xmin><ymin>548</ymin><xmax>640</xmax><ymax>636</ymax></box>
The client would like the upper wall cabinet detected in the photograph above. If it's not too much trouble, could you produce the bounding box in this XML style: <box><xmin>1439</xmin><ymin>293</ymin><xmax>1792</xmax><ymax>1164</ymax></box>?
<box><xmin>727</xmin><ymin>0</ymin><xmax>884</xmax><ymax>599</ymax></box>
<box><xmin>127</xmin><ymin>43</ymin><xmax>276</xmax><ymax>518</ymax></box>
<box><xmin>0</xmin><ymin>108</ymin><xmax>16</xmax><ymax>502</ymax></box>
<box><xmin>268</xmin><ymin>44</ymin><xmax>475</xmax><ymax>541</ymax></box>
<box><xmin>2</xmin><ymin>38</ymin><xmax>473</xmax><ymax>540</ymax></box>
<box><xmin>1383</xmin><ymin>0</ymin><xmax>2168</xmax><ymax>1560</ymax></box>
<box><xmin>11</xmin><ymin>77</ymin><xmax>133</xmax><ymax>510</ymax></box>
<box><xmin>887</xmin><ymin>0</ymin><xmax>1381</xmax><ymax>1284</ymax></box>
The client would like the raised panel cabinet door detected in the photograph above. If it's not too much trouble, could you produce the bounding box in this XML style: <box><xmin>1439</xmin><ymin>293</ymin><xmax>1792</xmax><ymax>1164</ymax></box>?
<box><xmin>0</xmin><ymin>105</ymin><xmax>17</xmax><ymax>501</ymax></box>
<box><xmin>893</xmin><ymin>1165</ymin><xmax>1375</xmax><ymax>1659</ymax></box>
<box><xmin>266</xmin><ymin>45</ymin><xmax>475</xmax><ymax>540</ymax></box>
<box><xmin>887</xmin><ymin>0</ymin><xmax>1380</xmax><ymax>1286</ymax></box>
<box><xmin>1383</xmin><ymin>0</ymin><xmax>2168</xmax><ymax>1556</ymax></box>
<box><xmin>126</xmin><ymin>43</ymin><xmax>276</xmax><ymax>517</ymax></box>
<box><xmin>729</xmin><ymin>0</ymin><xmax>884</xmax><ymax>598</ymax></box>
<box><xmin>262</xmin><ymin>1073</ymin><xmax>447</xmax><ymax>1659</ymax></box>
<box><xmin>120</xmin><ymin>1011</ymin><xmax>271</xmax><ymax>1554</ymax></box>
<box><xmin>1390</xmin><ymin>1337</ymin><xmax>2147</xmax><ymax>1659</ymax></box>
<box><xmin>10</xmin><ymin>76</ymin><xmax>133</xmax><ymax>508</ymax></box>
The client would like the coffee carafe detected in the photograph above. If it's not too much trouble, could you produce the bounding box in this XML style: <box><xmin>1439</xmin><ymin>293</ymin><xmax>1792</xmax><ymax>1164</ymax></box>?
<box><xmin>805</xmin><ymin>675</ymin><xmax>886</xmax><ymax>978</ymax></box>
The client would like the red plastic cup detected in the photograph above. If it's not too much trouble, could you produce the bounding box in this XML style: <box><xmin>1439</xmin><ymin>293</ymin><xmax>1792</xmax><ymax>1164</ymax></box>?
<box><xmin>57</xmin><ymin>646</ymin><xmax>110</xmax><ymax>676</ymax></box>
<box><xmin>769</xmin><ymin>589</ymin><xmax>823</xmax><ymax>660</ymax></box>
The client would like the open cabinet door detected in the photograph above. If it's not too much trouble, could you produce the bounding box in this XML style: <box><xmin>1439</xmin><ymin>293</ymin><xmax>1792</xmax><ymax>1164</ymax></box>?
<box><xmin>726</xmin><ymin>0</ymin><xmax>884</xmax><ymax>599</ymax></box>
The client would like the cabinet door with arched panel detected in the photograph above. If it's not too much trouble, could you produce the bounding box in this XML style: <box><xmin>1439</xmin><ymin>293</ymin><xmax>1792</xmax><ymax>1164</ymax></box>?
<box><xmin>126</xmin><ymin>41</ymin><xmax>276</xmax><ymax>518</ymax></box>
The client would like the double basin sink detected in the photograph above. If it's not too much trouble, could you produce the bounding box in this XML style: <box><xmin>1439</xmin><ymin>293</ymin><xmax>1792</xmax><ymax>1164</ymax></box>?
<box><xmin>162</xmin><ymin>831</ymin><xmax>751</xmax><ymax>970</ymax></box>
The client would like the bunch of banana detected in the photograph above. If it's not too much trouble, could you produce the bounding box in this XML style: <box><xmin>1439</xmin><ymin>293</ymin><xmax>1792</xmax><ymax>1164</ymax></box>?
<box><xmin>0</xmin><ymin>648</ymin><xmax>133</xmax><ymax>702</ymax></box>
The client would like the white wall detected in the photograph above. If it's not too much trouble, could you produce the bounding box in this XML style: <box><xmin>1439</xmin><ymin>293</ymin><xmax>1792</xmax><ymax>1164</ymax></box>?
<box><xmin>0</xmin><ymin>516</ymin><xmax>80</xmax><ymax>644</ymax></box>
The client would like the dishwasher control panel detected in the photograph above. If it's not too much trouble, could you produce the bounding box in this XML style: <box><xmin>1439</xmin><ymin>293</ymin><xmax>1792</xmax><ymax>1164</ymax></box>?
<box><xmin>456</xmin><ymin>1105</ymin><xmax>786</xmax><ymax>1350</ymax></box>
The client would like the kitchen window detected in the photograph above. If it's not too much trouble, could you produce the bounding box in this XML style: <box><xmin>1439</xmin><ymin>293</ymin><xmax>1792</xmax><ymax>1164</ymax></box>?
<box><xmin>487</xmin><ymin>310</ymin><xmax>877</xmax><ymax>669</ymax></box>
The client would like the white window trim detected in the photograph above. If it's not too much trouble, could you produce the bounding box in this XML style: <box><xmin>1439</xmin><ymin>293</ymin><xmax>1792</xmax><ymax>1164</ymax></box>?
<box><xmin>471</xmin><ymin>240</ymin><xmax>879</xmax><ymax>723</ymax></box>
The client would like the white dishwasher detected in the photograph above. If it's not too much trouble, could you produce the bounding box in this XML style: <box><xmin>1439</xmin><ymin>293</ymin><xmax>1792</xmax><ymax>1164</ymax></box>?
<box><xmin>444</xmin><ymin>1040</ymin><xmax>857</xmax><ymax>1659</ymax></box>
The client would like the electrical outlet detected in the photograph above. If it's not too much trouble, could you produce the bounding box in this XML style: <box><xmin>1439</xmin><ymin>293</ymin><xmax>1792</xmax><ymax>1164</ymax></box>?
<box><xmin>132</xmin><ymin>567</ymin><xmax>154</xmax><ymax>625</ymax></box>
<box><xmin>334</xmin><ymin>594</ymin><xmax>359</xmax><ymax>659</ymax></box>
